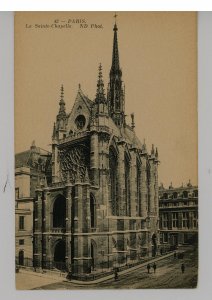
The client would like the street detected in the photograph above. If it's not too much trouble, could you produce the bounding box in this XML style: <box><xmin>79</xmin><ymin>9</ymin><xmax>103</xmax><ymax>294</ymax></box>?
<box><xmin>29</xmin><ymin>246</ymin><xmax>198</xmax><ymax>290</ymax></box>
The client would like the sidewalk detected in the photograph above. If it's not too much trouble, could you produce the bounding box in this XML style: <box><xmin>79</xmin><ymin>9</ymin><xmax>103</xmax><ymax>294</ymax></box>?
<box><xmin>16</xmin><ymin>269</ymin><xmax>65</xmax><ymax>290</ymax></box>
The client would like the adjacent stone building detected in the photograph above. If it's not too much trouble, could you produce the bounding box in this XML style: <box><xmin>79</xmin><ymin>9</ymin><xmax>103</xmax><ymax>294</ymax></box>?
<box><xmin>15</xmin><ymin>142</ymin><xmax>51</xmax><ymax>266</ymax></box>
<box><xmin>32</xmin><ymin>21</ymin><xmax>160</xmax><ymax>276</ymax></box>
<box><xmin>159</xmin><ymin>181</ymin><xmax>198</xmax><ymax>251</ymax></box>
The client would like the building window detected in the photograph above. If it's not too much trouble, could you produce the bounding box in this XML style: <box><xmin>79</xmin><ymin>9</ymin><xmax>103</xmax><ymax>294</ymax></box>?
<box><xmin>163</xmin><ymin>233</ymin><xmax>168</xmax><ymax>243</ymax></box>
<box><xmin>183</xmin><ymin>233</ymin><xmax>189</xmax><ymax>244</ymax></box>
<box><xmin>194</xmin><ymin>190</ymin><xmax>198</xmax><ymax>197</ymax></box>
<box><xmin>182</xmin><ymin>212</ymin><xmax>189</xmax><ymax>228</ymax></box>
<box><xmin>19</xmin><ymin>216</ymin><xmax>25</xmax><ymax>230</ymax></box>
<box><xmin>160</xmin><ymin>233</ymin><xmax>163</xmax><ymax>244</ymax></box>
<box><xmin>183</xmin><ymin>191</ymin><xmax>188</xmax><ymax>198</ymax></box>
<box><xmin>19</xmin><ymin>239</ymin><xmax>24</xmax><ymax>245</ymax></box>
<box><xmin>15</xmin><ymin>188</ymin><xmax>19</xmax><ymax>200</ymax></box>
<box><xmin>193</xmin><ymin>212</ymin><xmax>198</xmax><ymax>228</ymax></box>
<box><xmin>162</xmin><ymin>213</ymin><xmax>168</xmax><ymax>228</ymax></box>
<box><xmin>172</xmin><ymin>212</ymin><xmax>178</xmax><ymax>228</ymax></box>
<box><xmin>173</xmin><ymin>192</ymin><xmax>178</xmax><ymax>199</ymax></box>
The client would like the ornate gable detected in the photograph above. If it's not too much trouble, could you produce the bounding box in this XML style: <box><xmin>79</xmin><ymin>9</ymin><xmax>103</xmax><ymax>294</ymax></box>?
<box><xmin>66</xmin><ymin>87</ymin><xmax>93</xmax><ymax>135</ymax></box>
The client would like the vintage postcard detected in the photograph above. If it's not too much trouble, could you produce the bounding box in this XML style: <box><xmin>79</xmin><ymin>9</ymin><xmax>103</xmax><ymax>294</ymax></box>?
<box><xmin>15</xmin><ymin>12</ymin><xmax>198</xmax><ymax>290</ymax></box>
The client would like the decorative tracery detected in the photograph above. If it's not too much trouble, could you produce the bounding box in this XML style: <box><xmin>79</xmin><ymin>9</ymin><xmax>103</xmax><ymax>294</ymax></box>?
<box><xmin>59</xmin><ymin>144</ymin><xmax>89</xmax><ymax>182</ymax></box>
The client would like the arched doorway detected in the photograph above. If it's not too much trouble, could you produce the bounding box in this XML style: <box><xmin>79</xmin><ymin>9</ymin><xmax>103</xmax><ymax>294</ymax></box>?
<box><xmin>53</xmin><ymin>195</ymin><xmax>66</xmax><ymax>228</ymax></box>
<box><xmin>19</xmin><ymin>250</ymin><xmax>24</xmax><ymax>266</ymax></box>
<box><xmin>53</xmin><ymin>239</ymin><xmax>66</xmax><ymax>270</ymax></box>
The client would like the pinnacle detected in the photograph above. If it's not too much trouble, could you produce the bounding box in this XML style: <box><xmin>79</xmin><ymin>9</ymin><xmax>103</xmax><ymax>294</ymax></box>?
<box><xmin>95</xmin><ymin>63</ymin><xmax>106</xmax><ymax>103</ymax></box>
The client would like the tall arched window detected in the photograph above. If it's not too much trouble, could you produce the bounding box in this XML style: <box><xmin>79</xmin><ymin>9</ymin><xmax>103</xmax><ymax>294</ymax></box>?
<box><xmin>137</xmin><ymin>161</ymin><xmax>141</xmax><ymax>216</ymax></box>
<box><xmin>109</xmin><ymin>146</ymin><xmax>118</xmax><ymax>215</ymax></box>
<box><xmin>53</xmin><ymin>195</ymin><xmax>66</xmax><ymax>228</ymax></box>
<box><xmin>125</xmin><ymin>154</ymin><xmax>131</xmax><ymax>216</ymax></box>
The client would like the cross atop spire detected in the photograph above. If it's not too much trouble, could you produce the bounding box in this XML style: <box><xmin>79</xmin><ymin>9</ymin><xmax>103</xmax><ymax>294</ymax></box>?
<box><xmin>114</xmin><ymin>12</ymin><xmax>118</xmax><ymax>28</ymax></box>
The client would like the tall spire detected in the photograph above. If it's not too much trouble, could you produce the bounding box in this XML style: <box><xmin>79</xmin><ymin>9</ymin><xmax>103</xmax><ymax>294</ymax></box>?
<box><xmin>107</xmin><ymin>14</ymin><xmax>125</xmax><ymax>127</ymax></box>
<box><xmin>56</xmin><ymin>84</ymin><xmax>67</xmax><ymax>138</ymax></box>
<box><xmin>111</xmin><ymin>14</ymin><xmax>120</xmax><ymax>73</ymax></box>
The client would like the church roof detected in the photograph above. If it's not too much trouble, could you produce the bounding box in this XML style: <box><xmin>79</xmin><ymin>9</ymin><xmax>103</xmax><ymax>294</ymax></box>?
<box><xmin>15</xmin><ymin>150</ymin><xmax>31</xmax><ymax>168</ymax></box>
<box><xmin>15</xmin><ymin>144</ymin><xmax>51</xmax><ymax>169</ymax></box>
<box><xmin>107</xmin><ymin>117</ymin><xmax>142</xmax><ymax>149</ymax></box>
<box><xmin>122</xmin><ymin>125</ymin><xmax>142</xmax><ymax>149</ymax></box>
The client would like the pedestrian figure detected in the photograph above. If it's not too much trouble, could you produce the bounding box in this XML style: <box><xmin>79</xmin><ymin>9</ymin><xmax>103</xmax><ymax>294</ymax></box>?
<box><xmin>153</xmin><ymin>263</ymin><xmax>156</xmax><ymax>273</ymax></box>
<box><xmin>174</xmin><ymin>251</ymin><xmax>177</xmax><ymax>258</ymax></box>
<box><xmin>181</xmin><ymin>263</ymin><xmax>185</xmax><ymax>274</ymax></box>
<box><xmin>147</xmin><ymin>263</ymin><xmax>151</xmax><ymax>274</ymax></box>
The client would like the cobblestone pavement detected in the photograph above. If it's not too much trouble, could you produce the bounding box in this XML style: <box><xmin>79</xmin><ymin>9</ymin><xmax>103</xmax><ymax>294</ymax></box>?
<box><xmin>32</xmin><ymin>246</ymin><xmax>197</xmax><ymax>290</ymax></box>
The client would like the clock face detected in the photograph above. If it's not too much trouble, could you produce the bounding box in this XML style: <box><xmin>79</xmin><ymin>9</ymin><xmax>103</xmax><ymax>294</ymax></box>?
<box><xmin>75</xmin><ymin>115</ymin><xmax>86</xmax><ymax>130</ymax></box>
<box><xmin>59</xmin><ymin>144</ymin><xmax>89</xmax><ymax>182</ymax></box>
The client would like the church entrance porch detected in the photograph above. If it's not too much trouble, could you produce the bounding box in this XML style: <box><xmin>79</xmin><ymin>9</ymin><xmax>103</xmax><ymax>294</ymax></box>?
<box><xmin>53</xmin><ymin>239</ymin><xmax>66</xmax><ymax>271</ymax></box>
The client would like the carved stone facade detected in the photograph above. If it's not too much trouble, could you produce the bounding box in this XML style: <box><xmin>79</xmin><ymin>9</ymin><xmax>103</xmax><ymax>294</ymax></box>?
<box><xmin>33</xmin><ymin>22</ymin><xmax>160</xmax><ymax>276</ymax></box>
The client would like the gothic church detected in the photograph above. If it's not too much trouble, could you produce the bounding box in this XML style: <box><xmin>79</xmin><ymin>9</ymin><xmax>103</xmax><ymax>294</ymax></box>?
<box><xmin>34</xmin><ymin>20</ymin><xmax>160</xmax><ymax>277</ymax></box>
